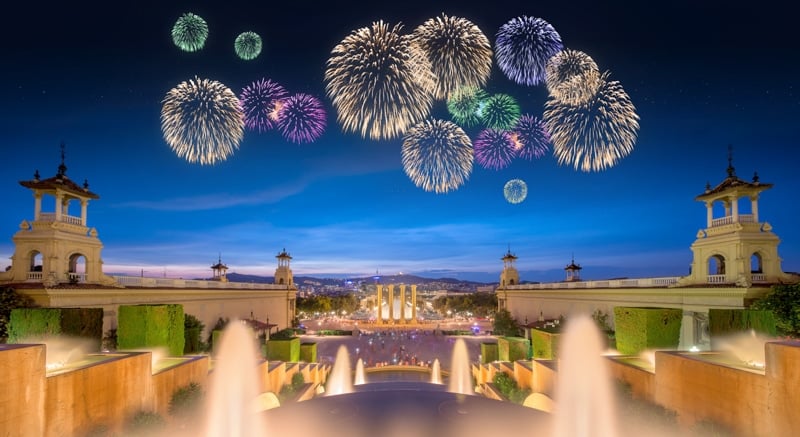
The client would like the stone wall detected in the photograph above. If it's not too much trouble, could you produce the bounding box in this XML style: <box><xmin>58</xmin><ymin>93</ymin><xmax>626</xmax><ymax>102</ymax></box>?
<box><xmin>151</xmin><ymin>356</ymin><xmax>209</xmax><ymax>417</ymax></box>
<box><xmin>0</xmin><ymin>344</ymin><xmax>45</xmax><ymax>436</ymax></box>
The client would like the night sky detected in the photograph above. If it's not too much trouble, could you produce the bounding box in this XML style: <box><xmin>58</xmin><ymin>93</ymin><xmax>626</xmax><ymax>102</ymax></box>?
<box><xmin>1</xmin><ymin>1</ymin><xmax>798</xmax><ymax>283</ymax></box>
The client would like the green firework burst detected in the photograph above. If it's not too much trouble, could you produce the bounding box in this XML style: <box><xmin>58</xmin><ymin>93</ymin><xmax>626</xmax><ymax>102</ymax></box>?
<box><xmin>447</xmin><ymin>86</ymin><xmax>489</xmax><ymax>128</ymax></box>
<box><xmin>235</xmin><ymin>31</ymin><xmax>262</xmax><ymax>60</ymax></box>
<box><xmin>171</xmin><ymin>13</ymin><xmax>208</xmax><ymax>52</ymax></box>
<box><xmin>480</xmin><ymin>94</ymin><xmax>521</xmax><ymax>130</ymax></box>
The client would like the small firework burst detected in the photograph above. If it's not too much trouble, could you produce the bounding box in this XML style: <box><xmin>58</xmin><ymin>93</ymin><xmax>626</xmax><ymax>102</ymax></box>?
<box><xmin>447</xmin><ymin>86</ymin><xmax>489</xmax><ymax>128</ymax></box>
<box><xmin>480</xmin><ymin>94</ymin><xmax>521</xmax><ymax>130</ymax></box>
<box><xmin>544</xmin><ymin>72</ymin><xmax>639</xmax><ymax>172</ymax></box>
<box><xmin>511</xmin><ymin>114</ymin><xmax>551</xmax><ymax>160</ymax></box>
<box><xmin>473</xmin><ymin>129</ymin><xmax>517</xmax><ymax>170</ymax></box>
<box><xmin>240</xmin><ymin>78</ymin><xmax>289</xmax><ymax>132</ymax></box>
<box><xmin>325</xmin><ymin>21</ymin><xmax>436</xmax><ymax>140</ymax></box>
<box><xmin>160</xmin><ymin>77</ymin><xmax>244</xmax><ymax>165</ymax></box>
<box><xmin>495</xmin><ymin>16</ymin><xmax>563</xmax><ymax>86</ymax></box>
<box><xmin>412</xmin><ymin>14</ymin><xmax>493</xmax><ymax>100</ymax></box>
<box><xmin>504</xmin><ymin>179</ymin><xmax>528</xmax><ymax>204</ymax></box>
<box><xmin>545</xmin><ymin>49</ymin><xmax>601</xmax><ymax>105</ymax></box>
<box><xmin>401</xmin><ymin>119</ymin><xmax>473</xmax><ymax>193</ymax></box>
<box><xmin>235</xmin><ymin>31</ymin><xmax>262</xmax><ymax>60</ymax></box>
<box><xmin>277</xmin><ymin>93</ymin><xmax>327</xmax><ymax>144</ymax></box>
<box><xmin>171</xmin><ymin>12</ymin><xmax>208</xmax><ymax>52</ymax></box>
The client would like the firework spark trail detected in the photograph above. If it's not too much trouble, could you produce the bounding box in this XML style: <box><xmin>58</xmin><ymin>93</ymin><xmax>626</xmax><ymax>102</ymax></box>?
<box><xmin>495</xmin><ymin>16</ymin><xmax>563</xmax><ymax>86</ymax></box>
<box><xmin>544</xmin><ymin>72</ymin><xmax>639</xmax><ymax>172</ymax></box>
<box><xmin>511</xmin><ymin>114</ymin><xmax>551</xmax><ymax>160</ymax></box>
<box><xmin>474</xmin><ymin>129</ymin><xmax>517</xmax><ymax>170</ymax></box>
<box><xmin>277</xmin><ymin>93</ymin><xmax>327</xmax><ymax>144</ymax></box>
<box><xmin>545</xmin><ymin>49</ymin><xmax>601</xmax><ymax>105</ymax></box>
<box><xmin>447</xmin><ymin>86</ymin><xmax>489</xmax><ymax>128</ymax></box>
<box><xmin>412</xmin><ymin>14</ymin><xmax>492</xmax><ymax>100</ymax></box>
<box><xmin>171</xmin><ymin>13</ymin><xmax>208</xmax><ymax>52</ymax></box>
<box><xmin>161</xmin><ymin>77</ymin><xmax>244</xmax><ymax>165</ymax></box>
<box><xmin>401</xmin><ymin>119</ymin><xmax>473</xmax><ymax>193</ymax></box>
<box><xmin>240</xmin><ymin>79</ymin><xmax>289</xmax><ymax>133</ymax></box>
<box><xmin>325</xmin><ymin>21</ymin><xmax>436</xmax><ymax>140</ymax></box>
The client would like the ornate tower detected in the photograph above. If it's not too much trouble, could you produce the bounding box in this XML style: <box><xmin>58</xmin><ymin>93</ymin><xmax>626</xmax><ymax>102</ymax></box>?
<box><xmin>679</xmin><ymin>148</ymin><xmax>792</xmax><ymax>287</ymax></box>
<box><xmin>564</xmin><ymin>256</ymin><xmax>582</xmax><ymax>282</ymax></box>
<box><xmin>210</xmin><ymin>255</ymin><xmax>229</xmax><ymax>282</ymax></box>
<box><xmin>0</xmin><ymin>145</ymin><xmax>115</xmax><ymax>286</ymax></box>
<box><xmin>499</xmin><ymin>248</ymin><xmax>520</xmax><ymax>287</ymax></box>
<box><xmin>274</xmin><ymin>248</ymin><xmax>293</xmax><ymax>286</ymax></box>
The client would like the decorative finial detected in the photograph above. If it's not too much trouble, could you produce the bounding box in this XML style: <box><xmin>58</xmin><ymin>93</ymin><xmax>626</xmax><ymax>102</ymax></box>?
<box><xmin>705</xmin><ymin>181</ymin><xmax>711</xmax><ymax>193</ymax></box>
<box><xmin>34</xmin><ymin>169</ymin><xmax>40</xmax><ymax>182</ymax></box>
<box><xmin>726</xmin><ymin>145</ymin><xmax>735</xmax><ymax>178</ymax></box>
<box><xmin>752</xmin><ymin>171</ymin><xmax>759</xmax><ymax>184</ymax></box>
<box><xmin>218</xmin><ymin>253</ymin><xmax>222</xmax><ymax>264</ymax></box>
<box><xmin>83</xmin><ymin>179</ymin><xmax>89</xmax><ymax>191</ymax></box>
<box><xmin>57</xmin><ymin>142</ymin><xmax>67</xmax><ymax>177</ymax></box>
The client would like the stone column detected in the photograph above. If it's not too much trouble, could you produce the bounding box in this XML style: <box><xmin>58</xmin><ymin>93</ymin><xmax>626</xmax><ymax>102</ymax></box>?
<box><xmin>388</xmin><ymin>284</ymin><xmax>394</xmax><ymax>323</ymax></box>
<box><xmin>34</xmin><ymin>192</ymin><xmax>42</xmax><ymax>221</ymax></box>
<box><xmin>706</xmin><ymin>201</ymin><xmax>713</xmax><ymax>228</ymax></box>
<box><xmin>751</xmin><ymin>195</ymin><xmax>759</xmax><ymax>223</ymax></box>
<box><xmin>731</xmin><ymin>196</ymin><xmax>739</xmax><ymax>223</ymax></box>
<box><xmin>55</xmin><ymin>192</ymin><xmax>63</xmax><ymax>221</ymax></box>
<box><xmin>411</xmin><ymin>285</ymin><xmax>417</xmax><ymax>323</ymax></box>
<box><xmin>376</xmin><ymin>285</ymin><xmax>383</xmax><ymax>324</ymax></box>
<box><xmin>81</xmin><ymin>200</ymin><xmax>88</xmax><ymax>226</ymax></box>
<box><xmin>399</xmin><ymin>285</ymin><xmax>407</xmax><ymax>324</ymax></box>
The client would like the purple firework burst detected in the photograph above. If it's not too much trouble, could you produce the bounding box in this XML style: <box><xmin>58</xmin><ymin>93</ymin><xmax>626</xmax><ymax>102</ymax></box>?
<box><xmin>473</xmin><ymin>128</ymin><xmax>517</xmax><ymax>170</ymax></box>
<box><xmin>495</xmin><ymin>16</ymin><xmax>563</xmax><ymax>86</ymax></box>
<box><xmin>239</xmin><ymin>78</ymin><xmax>289</xmax><ymax>133</ymax></box>
<box><xmin>277</xmin><ymin>93</ymin><xmax>327</xmax><ymax>144</ymax></box>
<box><xmin>511</xmin><ymin>114</ymin><xmax>551</xmax><ymax>160</ymax></box>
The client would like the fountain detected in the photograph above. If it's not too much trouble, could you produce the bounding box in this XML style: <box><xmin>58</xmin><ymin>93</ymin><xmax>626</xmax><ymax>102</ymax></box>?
<box><xmin>552</xmin><ymin>314</ymin><xmax>619</xmax><ymax>437</ymax></box>
<box><xmin>447</xmin><ymin>338</ymin><xmax>473</xmax><ymax>395</ymax></box>
<box><xmin>714</xmin><ymin>330</ymin><xmax>769</xmax><ymax>369</ymax></box>
<box><xmin>431</xmin><ymin>358</ymin><xmax>442</xmax><ymax>384</ymax></box>
<box><xmin>203</xmin><ymin>320</ymin><xmax>267</xmax><ymax>437</ymax></box>
<box><xmin>326</xmin><ymin>345</ymin><xmax>353</xmax><ymax>396</ymax></box>
<box><xmin>354</xmin><ymin>358</ymin><xmax>367</xmax><ymax>385</ymax></box>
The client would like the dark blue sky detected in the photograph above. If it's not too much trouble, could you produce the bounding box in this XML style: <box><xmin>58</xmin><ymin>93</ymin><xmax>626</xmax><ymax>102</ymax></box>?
<box><xmin>1</xmin><ymin>1</ymin><xmax>798</xmax><ymax>282</ymax></box>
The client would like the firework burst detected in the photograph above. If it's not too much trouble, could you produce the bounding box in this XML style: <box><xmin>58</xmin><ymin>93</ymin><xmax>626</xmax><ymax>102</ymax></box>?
<box><xmin>511</xmin><ymin>114</ymin><xmax>551</xmax><ymax>160</ymax></box>
<box><xmin>544</xmin><ymin>72</ymin><xmax>639</xmax><ymax>172</ymax></box>
<box><xmin>504</xmin><ymin>179</ymin><xmax>528</xmax><ymax>204</ymax></box>
<box><xmin>277</xmin><ymin>93</ymin><xmax>327</xmax><ymax>144</ymax></box>
<box><xmin>545</xmin><ymin>49</ymin><xmax>601</xmax><ymax>105</ymax></box>
<box><xmin>495</xmin><ymin>16</ymin><xmax>563</xmax><ymax>86</ymax></box>
<box><xmin>161</xmin><ymin>77</ymin><xmax>244</xmax><ymax>165</ymax></box>
<box><xmin>474</xmin><ymin>129</ymin><xmax>517</xmax><ymax>170</ymax></box>
<box><xmin>171</xmin><ymin>13</ymin><xmax>208</xmax><ymax>52</ymax></box>
<box><xmin>240</xmin><ymin>79</ymin><xmax>289</xmax><ymax>133</ymax></box>
<box><xmin>447</xmin><ymin>86</ymin><xmax>489</xmax><ymax>128</ymax></box>
<box><xmin>235</xmin><ymin>31</ymin><xmax>262</xmax><ymax>60</ymax></box>
<box><xmin>480</xmin><ymin>94</ymin><xmax>521</xmax><ymax>130</ymax></box>
<box><xmin>401</xmin><ymin>119</ymin><xmax>473</xmax><ymax>193</ymax></box>
<box><xmin>325</xmin><ymin>21</ymin><xmax>436</xmax><ymax>140</ymax></box>
<box><xmin>412</xmin><ymin>14</ymin><xmax>492</xmax><ymax>100</ymax></box>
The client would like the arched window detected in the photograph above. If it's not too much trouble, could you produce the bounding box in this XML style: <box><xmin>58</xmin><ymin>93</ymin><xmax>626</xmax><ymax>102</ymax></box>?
<box><xmin>750</xmin><ymin>253</ymin><xmax>763</xmax><ymax>273</ymax></box>
<box><xmin>278</xmin><ymin>277</ymin><xmax>285</xmax><ymax>285</ymax></box>
<box><xmin>29</xmin><ymin>250</ymin><xmax>43</xmax><ymax>272</ymax></box>
<box><xmin>68</xmin><ymin>253</ymin><xmax>87</xmax><ymax>283</ymax></box>
<box><xmin>708</xmin><ymin>255</ymin><xmax>726</xmax><ymax>275</ymax></box>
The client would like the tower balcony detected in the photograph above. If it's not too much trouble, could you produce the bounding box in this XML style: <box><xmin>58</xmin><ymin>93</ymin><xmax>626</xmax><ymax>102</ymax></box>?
<box><xmin>710</xmin><ymin>214</ymin><xmax>755</xmax><ymax>227</ymax></box>
<box><xmin>37</xmin><ymin>213</ymin><xmax>84</xmax><ymax>226</ymax></box>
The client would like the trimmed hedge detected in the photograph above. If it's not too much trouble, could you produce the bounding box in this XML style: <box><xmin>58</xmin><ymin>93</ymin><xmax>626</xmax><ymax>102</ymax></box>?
<box><xmin>8</xmin><ymin>307</ymin><xmax>103</xmax><ymax>351</ymax></box>
<box><xmin>531</xmin><ymin>329</ymin><xmax>560</xmax><ymax>359</ymax></box>
<box><xmin>498</xmin><ymin>336</ymin><xmax>529</xmax><ymax>362</ymax></box>
<box><xmin>480</xmin><ymin>342</ymin><xmax>498</xmax><ymax>363</ymax></box>
<box><xmin>300</xmin><ymin>342</ymin><xmax>317</xmax><ymax>362</ymax></box>
<box><xmin>316</xmin><ymin>329</ymin><xmax>353</xmax><ymax>336</ymax></box>
<box><xmin>708</xmin><ymin>309</ymin><xmax>777</xmax><ymax>340</ymax></box>
<box><xmin>266</xmin><ymin>337</ymin><xmax>300</xmax><ymax>362</ymax></box>
<box><xmin>118</xmin><ymin>304</ymin><xmax>185</xmax><ymax>356</ymax></box>
<box><xmin>614</xmin><ymin>307</ymin><xmax>682</xmax><ymax>355</ymax></box>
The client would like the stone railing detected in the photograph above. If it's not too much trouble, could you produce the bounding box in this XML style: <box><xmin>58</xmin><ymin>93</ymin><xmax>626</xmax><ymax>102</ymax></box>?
<box><xmin>710</xmin><ymin>214</ymin><xmax>754</xmax><ymax>227</ymax></box>
<box><xmin>751</xmin><ymin>273</ymin><xmax>766</xmax><ymax>282</ymax></box>
<box><xmin>37</xmin><ymin>213</ymin><xmax>83</xmax><ymax>226</ymax></box>
<box><xmin>707</xmin><ymin>274</ymin><xmax>726</xmax><ymax>284</ymax></box>
<box><xmin>27</xmin><ymin>272</ymin><xmax>43</xmax><ymax>281</ymax></box>
<box><xmin>66</xmin><ymin>273</ymin><xmax>86</xmax><ymax>283</ymax></box>
<box><xmin>112</xmin><ymin>275</ymin><xmax>290</xmax><ymax>290</ymax></box>
<box><xmin>504</xmin><ymin>276</ymin><xmax>680</xmax><ymax>290</ymax></box>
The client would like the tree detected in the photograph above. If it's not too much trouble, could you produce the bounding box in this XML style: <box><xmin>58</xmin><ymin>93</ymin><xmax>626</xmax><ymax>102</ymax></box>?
<box><xmin>0</xmin><ymin>287</ymin><xmax>36</xmax><ymax>342</ymax></box>
<box><xmin>751</xmin><ymin>283</ymin><xmax>800</xmax><ymax>338</ymax></box>
<box><xmin>493</xmin><ymin>308</ymin><xmax>520</xmax><ymax>337</ymax></box>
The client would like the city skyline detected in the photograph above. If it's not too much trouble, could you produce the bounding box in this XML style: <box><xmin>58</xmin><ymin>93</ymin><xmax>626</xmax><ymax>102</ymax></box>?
<box><xmin>1</xmin><ymin>1</ymin><xmax>798</xmax><ymax>283</ymax></box>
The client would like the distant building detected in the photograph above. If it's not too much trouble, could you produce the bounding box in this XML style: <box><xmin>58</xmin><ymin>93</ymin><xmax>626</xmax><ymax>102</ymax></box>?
<box><xmin>496</xmin><ymin>151</ymin><xmax>800</xmax><ymax>349</ymax></box>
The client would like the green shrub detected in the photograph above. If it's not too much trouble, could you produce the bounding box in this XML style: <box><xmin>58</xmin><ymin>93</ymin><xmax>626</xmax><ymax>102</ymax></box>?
<box><xmin>497</xmin><ymin>337</ymin><xmax>529</xmax><ymax>361</ymax></box>
<box><xmin>492</xmin><ymin>372</ymin><xmax>530</xmax><ymax>404</ymax></box>
<box><xmin>118</xmin><ymin>304</ymin><xmax>185</xmax><ymax>356</ymax></box>
<box><xmin>125</xmin><ymin>411</ymin><xmax>165</xmax><ymax>436</ymax></box>
<box><xmin>270</xmin><ymin>328</ymin><xmax>296</xmax><ymax>340</ymax></box>
<box><xmin>531</xmin><ymin>329</ymin><xmax>560</xmax><ymax>359</ymax></box>
<box><xmin>183</xmin><ymin>314</ymin><xmax>206</xmax><ymax>354</ymax></box>
<box><xmin>480</xmin><ymin>342</ymin><xmax>498</xmax><ymax>363</ymax></box>
<box><xmin>0</xmin><ymin>287</ymin><xmax>36</xmax><ymax>342</ymax></box>
<box><xmin>266</xmin><ymin>336</ymin><xmax>300</xmax><ymax>361</ymax></box>
<box><xmin>750</xmin><ymin>283</ymin><xmax>800</xmax><ymax>337</ymax></box>
<box><xmin>300</xmin><ymin>342</ymin><xmax>317</xmax><ymax>362</ymax></box>
<box><xmin>168</xmin><ymin>382</ymin><xmax>204</xmax><ymax>417</ymax></box>
<box><xmin>8</xmin><ymin>307</ymin><xmax>103</xmax><ymax>351</ymax></box>
<box><xmin>708</xmin><ymin>309</ymin><xmax>776</xmax><ymax>342</ymax></box>
<box><xmin>614</xmin><ymin>307</ymin><xmax>682</xmax><ymax>355</ymax></box>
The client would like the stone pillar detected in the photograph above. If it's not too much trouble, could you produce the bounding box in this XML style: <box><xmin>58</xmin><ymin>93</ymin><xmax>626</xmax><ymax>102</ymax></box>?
<box><xmin>731</xmin><ymin>195</ymin><xmax>739</xmax><ymax>222</ymax></box>
<box><xmin>55</xmin><ymin>192</ymin><xmax>63</xmax><ymax>221</ymax></box>
<box><xmin>751</xmin><ymin>195</ymin><xmax>759</xmax><ymax>222</ymax></box>
<box><xmin>388</xmin><ymin>284</ymin><xmax>394</xmax><ymax>323</ymax></box>
<box><xmin>678</xmin><ymin>310</ymin><xmax>697</xmax><ymax>350</ymax></box>
<box><xmin>706</xmin><ymin>201</ymin><xmax>713</xmax><ymax>228</ymax></box>
<box><xmin>399</xmin><ymin>285</ymin><xmax>407</xmax><ymax>323</ymax></box>
<box><xmin>411</xmin><ymin>285</ymin><xmax>417</xmax><ymax>323</ymax></box>
<box><xmin>376</xmin><ymin>285</ymin><xmax>383</xmax><ymax>324</ymax></box>
<box><xmin>81</xmin><ymin>200</ymin><xmax>88</xmax><ymax>226</ymax></box>
<box><xmin>34</xmin><ymin>192</ymin><xmax>42</xmax><ymax>221</ymax></box>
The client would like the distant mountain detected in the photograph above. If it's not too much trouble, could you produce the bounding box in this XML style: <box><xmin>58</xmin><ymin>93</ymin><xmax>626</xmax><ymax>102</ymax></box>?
<box><xmin>206</xmin><ymin>272</ymin><xmax>494</xmax><ymax>288</ymax></box>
